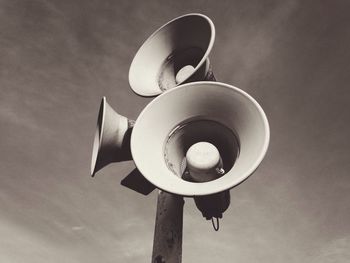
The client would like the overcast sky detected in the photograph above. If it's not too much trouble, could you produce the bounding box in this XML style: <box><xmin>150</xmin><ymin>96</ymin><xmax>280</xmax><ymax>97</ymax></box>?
<box><xmin>0</xmin><ymin>0</ymin><xmax>349</xmax><ymax>262</ymax></box>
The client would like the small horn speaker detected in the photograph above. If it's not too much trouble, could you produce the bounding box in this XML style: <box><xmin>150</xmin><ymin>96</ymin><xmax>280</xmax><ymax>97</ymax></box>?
<box><xmin>91</xmin><ymin>97</ymin><xmax>133</xmax><ymax>177</ymax></box>
<box><xmin>130</xmin><ymin>82</ymin><xmax>270</xmax><ymax>196</ymax></box>
<box><xmin>129</xmin><ymin>13</ymin><xmax>215</xmax><ymax>97</ymax></box>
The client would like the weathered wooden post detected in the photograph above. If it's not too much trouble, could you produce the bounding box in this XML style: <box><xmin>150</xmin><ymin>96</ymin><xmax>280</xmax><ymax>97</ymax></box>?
<box><xmin>152</xmin><ymin>192</ymin><xmax>184</xmax><ymax>263</ymax></box>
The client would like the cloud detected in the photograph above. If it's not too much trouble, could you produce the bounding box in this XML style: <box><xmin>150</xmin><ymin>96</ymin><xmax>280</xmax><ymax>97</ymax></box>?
<box><xmin>309</xmin><ymin>237</ymin><xmax>350</xmax><ymax>263</ymax></box>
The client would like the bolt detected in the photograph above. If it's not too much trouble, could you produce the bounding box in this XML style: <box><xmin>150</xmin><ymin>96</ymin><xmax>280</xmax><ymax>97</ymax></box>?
<box><xmin>154</xmin><ymin>255</ymin><xmax>165</xmax><ymax>263</ymax></box>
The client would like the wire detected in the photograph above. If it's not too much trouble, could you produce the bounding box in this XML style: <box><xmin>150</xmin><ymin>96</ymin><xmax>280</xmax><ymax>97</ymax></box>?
<box><xmin>211</xmin><ymin>217</ymin><xmax>219</xmax><ymax>231</ymax></box>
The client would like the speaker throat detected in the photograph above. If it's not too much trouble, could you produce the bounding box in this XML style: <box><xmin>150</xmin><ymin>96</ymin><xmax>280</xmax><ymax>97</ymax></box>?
<box><xmin>163</xmin><ymin>118</ymin><xmax>240</xmax><ymax>181</ymax></box>
<box><xmin>158</xmin><ymin>47</ymin><xmax>205</xmax><ymax>91</ymax></box>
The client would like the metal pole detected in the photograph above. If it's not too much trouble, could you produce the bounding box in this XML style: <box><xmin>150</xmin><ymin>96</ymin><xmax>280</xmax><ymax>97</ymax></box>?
<box><xmin>152</xmin><ymin>191</ymin><xmax>184</xmax><ymax>263</ymax></box>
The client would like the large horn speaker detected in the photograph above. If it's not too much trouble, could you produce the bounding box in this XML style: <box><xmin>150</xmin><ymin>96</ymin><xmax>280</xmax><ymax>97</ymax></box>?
<box><xmin>90</xmin><ymin>97</ymin><xmax>134</xmax><ymax>177</ymax></box>
<box><xmin>130</xmin><ymin>81</ymin><xmax>270</xmax><ymax>196</ymax></box>
<box><xmin>129</xmin><ymin>13</ymin><xmax>215</xmax><ymax>97</ymax></box>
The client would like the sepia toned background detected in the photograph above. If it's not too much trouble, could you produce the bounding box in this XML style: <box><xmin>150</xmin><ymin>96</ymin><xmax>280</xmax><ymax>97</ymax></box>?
<box><xmin>0</xmin><ymin>0</ymin><xmax>349</xmax><ymax>262</ymax></box>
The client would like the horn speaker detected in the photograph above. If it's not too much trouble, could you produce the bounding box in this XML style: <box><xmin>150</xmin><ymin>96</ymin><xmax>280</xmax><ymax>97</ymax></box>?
<box><xmin>90</xmin><ymin>97</ymin><xmax>134</xmax><ymax>177</ymax></box>
<box><xmin>130</xmin><ymin>81</ymin><xmax>270</xmax><ymax>197</ymax></box>
<box><xmin>129</xmin><ymin>13</ymin><xmax>216</xmax><ymax>97</ymax></box>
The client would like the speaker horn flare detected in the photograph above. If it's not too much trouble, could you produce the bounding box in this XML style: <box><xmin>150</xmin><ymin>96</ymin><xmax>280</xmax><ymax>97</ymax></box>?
<box><xmin>91</xmin><ymin>97</ymin><xmax>133</xmax><ymax>177</ymax></box>
<box><xmin>129</xmin><ymin>13</ymin><xmax>216</xmax><ymax>97</ymax></box>
<box><xmin>131</xmin><ymin>82</ymin><xmax>270</xmax><ymax>196</ymax></box>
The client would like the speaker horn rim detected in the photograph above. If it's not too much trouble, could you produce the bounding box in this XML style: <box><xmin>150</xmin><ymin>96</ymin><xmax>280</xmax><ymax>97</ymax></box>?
<box><xmin>91</xmin><ymin>96</ymin><xmax>107</xmax><ymax>176</ymax></box>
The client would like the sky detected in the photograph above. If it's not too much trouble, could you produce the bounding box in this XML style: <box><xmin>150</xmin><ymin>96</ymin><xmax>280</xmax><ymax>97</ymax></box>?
<box><xmin>0</xmin><ymin>0</ymin><xmax>349</xmax><ymax>262</ymax></box>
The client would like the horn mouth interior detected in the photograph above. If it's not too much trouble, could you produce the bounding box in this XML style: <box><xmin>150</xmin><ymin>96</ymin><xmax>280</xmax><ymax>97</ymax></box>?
<box><xmin>164</xmin><ymin>118</ymin><xmax>240</xmax><ymax>181</ymax></box>
<box><xmin>158</xmin><ymin>47</ymin><xmax>205</xmax><ymax>91</ymax></box>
